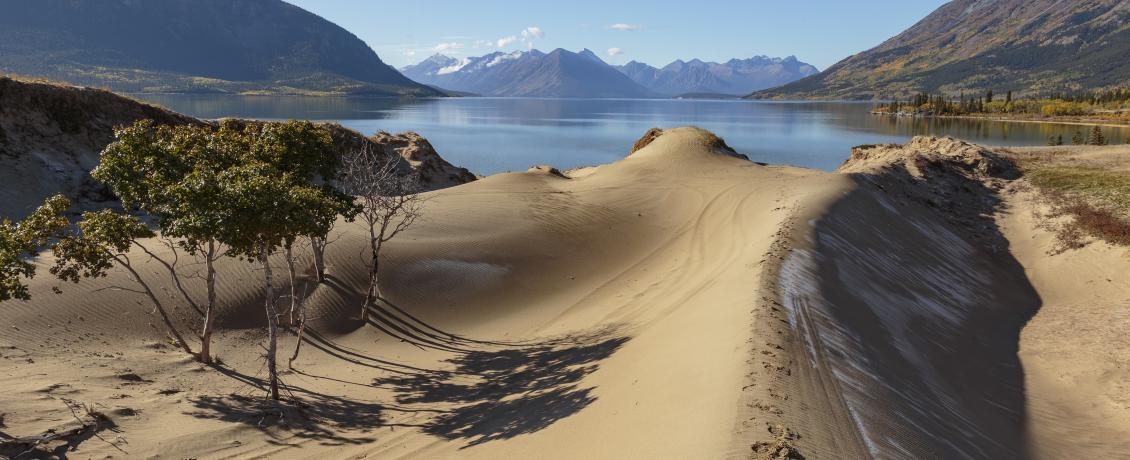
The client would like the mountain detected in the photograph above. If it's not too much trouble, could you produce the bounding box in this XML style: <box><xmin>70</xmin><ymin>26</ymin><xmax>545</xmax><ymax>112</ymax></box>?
<box><xmin>751</xmin><ymin>0</ymin><xmax>1130</xmax><ymax>100</ymax></box>
<box><xmin>401</xmin><ymin>49</ymin><xmax>658</xmax><ymax>98</ymax></box>
<box><xmin>617</xmin><ymin>56</ymin><xmax>819</xmax><ymax>97</ymax></box>
<box><xmin>0</xmin><ymin>0</ymin><xmax>441</xmax><ymax>97</ymax></box>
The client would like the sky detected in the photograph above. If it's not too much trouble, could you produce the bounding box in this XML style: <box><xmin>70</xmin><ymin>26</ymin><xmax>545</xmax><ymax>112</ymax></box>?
<box><xmin>284</xmin><ymin>0</ymin><xmax>949</xmax><ymax>70</ymax></box>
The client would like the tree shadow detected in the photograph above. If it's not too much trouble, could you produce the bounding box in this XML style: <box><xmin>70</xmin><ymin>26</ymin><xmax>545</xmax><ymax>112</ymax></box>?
<box><xmin>375</xmin><ymin>327</ymin><xmax>630</xmax><ymax>447</ymax></box>
<box><xmin>185</xmin><ymin>364</ymin><xmax>384</xmax><ymax>447</ymax></box>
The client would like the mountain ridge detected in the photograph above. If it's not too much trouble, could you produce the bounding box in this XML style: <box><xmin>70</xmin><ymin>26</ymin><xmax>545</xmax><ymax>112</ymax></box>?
<box><xmin>401</xmin><ymin>49</ymin><xmax>658</xmax><ymax>98</ymax></box>
<box><xmin>0</xmin><ymin>0</ymin><xmax>441</xmax><ymax>96</ymax></box>
<box><xmin>751</xmin><ymin>0</ymin><xmax>1130</xmax><ymax>100</ymax></box>
<box><xmin>616</xmin><ymin>56</ymin><xmax>818</xmax><ymax>97</ymax></box>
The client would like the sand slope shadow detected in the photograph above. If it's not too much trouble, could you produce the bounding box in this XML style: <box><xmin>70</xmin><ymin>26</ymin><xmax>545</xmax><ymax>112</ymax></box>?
<box><xmin>377</xmin><ymin>329</ymin><xmax>629</xmax><ymax>447</ymax></box>
<box><xmin>780</xmin><ymin>144</ymin><xmax>1041</xmax><ymax>458</ymax></box>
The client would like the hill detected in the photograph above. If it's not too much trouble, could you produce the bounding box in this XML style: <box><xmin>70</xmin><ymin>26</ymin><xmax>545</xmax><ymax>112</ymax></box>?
<box><xmin>0</xmin><ymin>77</ymin><xmax>472</xmax><ymax>219</ymax></box>
<box><xmin>751</xmin><ymin>0</ymin><xmax>1130</xmax><ymax>100</ymax></box>
<box><xmin>401</xmin><ymin>49</ymin><xmax>658</xmax><ymax>98</ymax></box>
<box><xmin>0</xmin><ymin>0</ymin><xmax>441</xmax><ymax>96</ymax></box>
<box><xmin>617</xmin><ymin>56</ymin><xmax>818</xmax><ymax>97</ymax></box>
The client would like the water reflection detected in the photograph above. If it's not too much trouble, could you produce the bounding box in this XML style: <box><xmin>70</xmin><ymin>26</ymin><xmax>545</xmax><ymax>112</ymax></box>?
<box><xmin>134</xmin><ymin>95</ymin><xmax>1130</xmax><ymax>175</ymax></box>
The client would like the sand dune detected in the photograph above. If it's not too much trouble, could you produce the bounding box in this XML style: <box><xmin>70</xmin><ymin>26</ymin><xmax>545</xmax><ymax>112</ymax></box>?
<box><xmin>2</xmin><ymin>128</ymin><xmax>1128</xmax><ymax>458</ymax></box>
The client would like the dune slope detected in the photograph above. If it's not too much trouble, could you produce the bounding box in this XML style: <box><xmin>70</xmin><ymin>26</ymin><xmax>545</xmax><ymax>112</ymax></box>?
<box><xmin>3</xmin><ymin>129</ymin><xmax>1128</xmax><ymax>459</ymax></box>
<box><xmin>0</xmin><ymin>127</ymin><xmax>848</xmax><ymax>458</ymax></box>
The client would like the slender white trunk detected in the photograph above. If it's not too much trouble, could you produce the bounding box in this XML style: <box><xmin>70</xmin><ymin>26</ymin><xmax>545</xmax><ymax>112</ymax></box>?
<box><xmin>261</xmin><ymin>245</ymin><xmax>280</xmax><ymax>400</ymax></box>
<box><xmin>199</xmin><ymin>241</ymin><xmax>218</xmax><ymax>364</ymax></box>
<box><xmin>311</xmin><ymin>236</ymin><xmax>327</xmax><ymax>283</ymax></box>
<box><xmin>286</xmin><ymin>244</ymin><xmax>297</xmax><ymax>325</ymax></box>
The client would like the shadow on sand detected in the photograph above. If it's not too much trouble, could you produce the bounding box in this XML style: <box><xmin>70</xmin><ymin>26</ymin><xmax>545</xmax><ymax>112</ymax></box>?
<box><xmin>375</xmin><ymin>327</ymin><xmax>630</xmax><ymax>447</ymax></box>
<box><xmin>185</xmin><ymin>364</ymin><xmax>385</xmax><ymax>447</ymax></box>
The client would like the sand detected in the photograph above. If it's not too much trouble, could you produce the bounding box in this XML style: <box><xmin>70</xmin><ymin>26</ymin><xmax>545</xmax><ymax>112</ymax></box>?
<box><xmin>2</xmin><ymin>128</ymin><xmax>1128</xmax><ymax>459</ymax></box>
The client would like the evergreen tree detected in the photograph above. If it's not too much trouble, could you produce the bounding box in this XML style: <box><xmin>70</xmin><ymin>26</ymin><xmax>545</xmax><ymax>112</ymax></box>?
<box><xmin>986</xmin><ymin>89</ymin><xmax>994</xmax><ymax>103</ymax></box>
<box><xmin>1089</xmin><ymin>126</ymin><xmax>1107</xmax><ymax>146</ymax></box>
<box><xmin>1057</xmin><ymin>134</ymin><xmax>1064</xmax><ymax>146</ymax></box>
<box><xmin>1005</xmin><ymin>90</ymin><xmax>1012</xmax><ymax>104</ymax></box>
<box><xmin>1072</xmin><ymin>131</ymin><xmax>1084</xmax><ymax>145</ymax></box>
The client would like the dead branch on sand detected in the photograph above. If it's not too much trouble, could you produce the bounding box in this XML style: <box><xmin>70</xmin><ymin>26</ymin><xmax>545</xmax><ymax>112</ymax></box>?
<box><xmin>0</xmin><ymin>399</ymin><xmax>125</xmax><ymax>457</ymax></box>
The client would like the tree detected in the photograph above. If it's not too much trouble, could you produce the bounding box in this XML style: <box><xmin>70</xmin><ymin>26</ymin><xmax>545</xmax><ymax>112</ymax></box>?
<box><xmin>340</xmin><ymin>146</ymin><xmax>423</xmax><ymax>323</ymax></box>
<box><xmin>1089</xmin><ymin>126</ymin><xmax>1107</xmax><ymax>146</ymax></box>
<box><xmin>986</xmin><ymin>89</ymin><xmax>994</xmax><ymax>103</ymax></box>
<box><xmin>51</xmin><ymin>210</ymin><xmax>194</xmax><ymax>355</ymax></box>
<box><xmin>94</xmin><ymin>120</ymin><xmax>242</xmax><ymax>364</ymax></box>
<box><xmin>1005</xmin><ymin>90</ymin><xmax>1012</xmax><ymax>104</ymax></box>
<box><xmin>215</xmin><ymin>121</ymin><xmax>355</xmax><ymax>400</ymax></box>
<box><xmin>0</xmin><ymin>195</ymin><xmax>70</xmax><ymax>302</ymax></box>
<box><xmin>1072</xmin><ymin>131</ymin><xmax>1084</xmax><ymax>145</ymax></box>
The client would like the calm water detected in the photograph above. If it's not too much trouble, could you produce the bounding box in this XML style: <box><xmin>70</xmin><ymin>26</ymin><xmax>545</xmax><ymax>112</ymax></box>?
<box><xmin>134</xmin><ymin>95</ymin><xmax>1130</xmax><ymax>175</ymax></box>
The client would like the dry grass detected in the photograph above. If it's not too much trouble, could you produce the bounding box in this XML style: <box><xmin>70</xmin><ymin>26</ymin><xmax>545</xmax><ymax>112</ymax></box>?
<box><xmin>1019</xmin><ymin>163</ymin><xmax>1130</xmax><ymax>251</ymax></box>
<box><xmin>1024</xmin><ymin>167</ymin><xmax>1130</xmax><ymax>218</ymax></box>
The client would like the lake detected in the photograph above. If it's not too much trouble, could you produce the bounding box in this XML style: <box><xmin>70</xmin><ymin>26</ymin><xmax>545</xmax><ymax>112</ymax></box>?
<box><xmin>134</xmin><ymin>95</ymin><xmax>1130</xmax><ymax>176</ymax></box>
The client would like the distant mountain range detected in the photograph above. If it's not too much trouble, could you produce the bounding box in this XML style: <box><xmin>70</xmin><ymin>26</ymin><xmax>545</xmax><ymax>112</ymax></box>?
<box><xmin>752</xmin><ymin>0</ymin><xmax>1130</xmax><ymax>100</ymax></box>
<box><xmin>401</xmin><ymin>49</ymin><xmax>657</xmax><ymax>98</ymax></box>
<box><xmin>403</xmin><ymin>51</ymin><xmax>816</xmax><ymax>99</ymax></box>
<box><xmin>617</xmin><ymin>57</ymin><xmax>818</xmax><ymax>97</ymax></box>
<box><xmin>0</xmin><ymin>0</ymin><xmax>440</xmax><ymax>97</ymax></box>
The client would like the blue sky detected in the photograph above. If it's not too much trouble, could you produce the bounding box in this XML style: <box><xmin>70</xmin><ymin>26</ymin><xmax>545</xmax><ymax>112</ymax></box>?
<box><xmin>284</xmin><ymin>1</ymin><xmax>949</xmax><ymax>70</ymax></box>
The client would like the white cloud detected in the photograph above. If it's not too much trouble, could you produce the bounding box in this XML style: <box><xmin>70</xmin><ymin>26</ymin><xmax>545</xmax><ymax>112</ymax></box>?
<box><xmin>521</xmin><ymin>26</ymin><xmax>545</xmax><ymax>39</ymax></box>
<box><xmin>496</xmin><ymin>35</ymin><xmax>518</xmax><ymax>47</ymax></box>
<box><xmin>432</xmin><ymin>42</ymin><xmax>464</xmax><ymax>53</ymax></box>
<box><xmin>607</xmin><ymin>47</ymin><xmax>624</xmax><ymax>56</ymax></box>
<box><xmin>404</xmin><ymin>49</ymin><xmax>417</xmax><ymax>57</ymax></box>
<box><xmin>608</xmin><ymin>23</ymin><xmax>643</xmax><ymax>31</ymax></box>
<box><xmin>473</xmin><ymin>39</ymin><xmax>492</xmax><ymax>49</ymax></box>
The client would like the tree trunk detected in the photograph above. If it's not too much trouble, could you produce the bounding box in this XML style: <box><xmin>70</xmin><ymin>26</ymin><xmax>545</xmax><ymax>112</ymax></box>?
<box><xmin>288</xmin><ymin>285</ymin><xmax>307</xmax><ymax>369</ymax></box>
<box><xmin>119</xmin><ymin>257</ymin><xmax>193</xmax><ymax>356</ymax></box>
<box><xmin>199</xmin><ymin>241</ymin><xmax>218</xmax><ymax>364</ymax></box>
<box><xmin>286</xmin><ymin>244</ymin><xmax>297</xmax><ymax>325</ymax></box>
<box><xmin>361</xmin><ymin>227</ymin><xmax>379</xmax><ymax>322</ymax></box>
<box><xmin>311</xmin><ymin>236</ymin><xmax>326</xmax><ymax>283</ymax></box>
<box><xmin>261</xmin><ymin>246</ymin><xmax>280</xmax><ymax>400</ymax></box>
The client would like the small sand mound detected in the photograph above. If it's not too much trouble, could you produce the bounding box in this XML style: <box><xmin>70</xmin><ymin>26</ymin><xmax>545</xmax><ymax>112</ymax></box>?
<box><xmin>626</xmin><ymin>126</ymin><xmax>750</xmax><ymax>161</ymax></box>
<box><xmin>527</xmin><ymin>165</ymin><xmax>570</xmax><ymax>179</ymax></box>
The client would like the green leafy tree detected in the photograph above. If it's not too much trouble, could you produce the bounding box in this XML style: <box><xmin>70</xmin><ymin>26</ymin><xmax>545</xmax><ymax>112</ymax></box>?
<box><xmin>1089</xmin><ymin>126</ymin><xmax>1107</xmax><ymax>146</ymax></box>
<box><xmin>51</xmin><ymin>210</ymin><xmax>194</xmax><ymax>354</ymax></box>
<box><xmin>215</xmin><ymin>121</ymin><xmax>356</xmax><ymax>400</ymax></box>
<box><xmin>0</xmin><ymin>195</ymin><xmax>70</xmax><ymax>302</ymax></box>
<box><xmin>95</xmin><ymin>120</ymin><xmax>241</xmax><ymax>364</ymax></box>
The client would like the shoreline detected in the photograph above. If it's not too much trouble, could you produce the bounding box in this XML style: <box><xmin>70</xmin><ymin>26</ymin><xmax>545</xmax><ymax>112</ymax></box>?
<box><xmin>872</xmin><ymin>111</ymin><xmax>1130</xmax><ymax>129</ymax></box>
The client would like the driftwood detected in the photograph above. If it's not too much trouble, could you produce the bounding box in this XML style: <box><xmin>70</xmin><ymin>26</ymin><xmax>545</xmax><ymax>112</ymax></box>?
<box><xmin>0</xmin><ymin>400</ymin><xmax>123</xmax><ymax>457</ymax></box>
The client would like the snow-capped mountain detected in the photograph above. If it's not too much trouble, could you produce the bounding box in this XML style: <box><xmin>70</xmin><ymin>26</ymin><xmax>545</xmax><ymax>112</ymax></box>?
<box><xmin>401</xmin><ymin>49</ymin><xmax>657</xmax><ymax>98</ymax></box>
<box><xmin>616</xmin><ymin>56</ymin><xmax>819</xmax><ymax>97</ymax></box>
